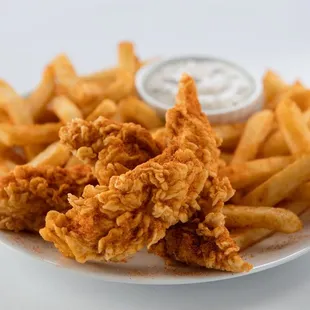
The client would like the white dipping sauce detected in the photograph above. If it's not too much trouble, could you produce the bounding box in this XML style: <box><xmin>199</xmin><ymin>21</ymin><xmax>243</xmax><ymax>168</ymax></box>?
<box><xmin>144</xmin><ymin>58</ymin><xmax>255</xmax><ymax>111</ymax></box>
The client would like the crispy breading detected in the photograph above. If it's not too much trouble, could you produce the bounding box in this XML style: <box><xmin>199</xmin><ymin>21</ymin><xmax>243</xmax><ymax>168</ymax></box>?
<box><xmin>59</xmin><ymin>117</ymin><xmax>161</xmax><ymax>185</ymax></box>
<box><xmin>40</xmin><ymin>74</ymin><xmax>251</xmax><ymax>272</ymax></box>
<box><xmin>150</xmin><ymin>218</ymin><xmax>252</xmax><ymax>272</ymax></box>
<box><xmin>0</xmin><ymin>165</ymin><xmax>96</xmax><ymax>232</ymax></box>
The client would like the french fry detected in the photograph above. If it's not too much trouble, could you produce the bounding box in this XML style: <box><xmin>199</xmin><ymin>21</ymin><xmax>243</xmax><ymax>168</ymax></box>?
<box><xmin>0</xmin><ymin>109</ymin><xmax>11</xmax><ymax>123</ymax></box>
<box><xmin>86</xmin><ymin>99</ymin><xmax>117</xmax><ymax>121</ymax></box>
<box><xmin>213</xmin><ymin>123</ymin><xmax>244</xmax><ymax>151</ymax></box>
<box><xmin>52</xmin><ymin>54</ymin><xmax>84</xmax><ymax>104</ymax></box>
<box><xmin>229</xmin><ymin>190</ymin><xmax>246</xmax><ymax>205</ymax></box>
<box><xmin>224</xmin><ymin>205</ymin><xmax>302</xmax><ymax>233</ymax></box>
<box><xmin>290</xmin><ymin>182</ymin><xmax>310</xmax><ymax>201</ymax></box>
<box><xmin>35</xmin><ymin>109</ymin><xmax>59</xmax><ymax>124</ymax></box>
<box><xmin>52</xmin><ymin>54</ymin><xmax>106</xmax><ymax>105</ymax></box>
<box><xmin>27</xmin><ymin>65</ymin><xmax>55</xmax><ymax>120</ymax></box>
<box><xmin>220</xmin><ymin>152</ymin><xmax>234</xmax><ymax>165</ymax></box>
<box><xmin>0</xmin><ymin>80</ymin><xmax>32</xmax><ymax>125</ymax></box>
<box><xmin>24</xmin><ymin>144</ymin><xmax>49</xmax><ymax>161</ymax></box>
<box><xmin>232</xmin><ymin>200</ymin><xmax>309</xmax><ymax>250</ymax></box>
<box><xmin>91</xmin><ymin>69</ymin><xmax>134</xmax><ymax>102</ymax></box>
<box><xmin>260</xmin><ymin>129</ymin><xmax>290</xmax><ymax>157</ymax></box>
<box><xmin>263</xmin><ymin>70</ymin><xmax>288</xmax><ymax>107</ymax></box>
<box><xmin>0</xmin><ymin>159</ymin><xmax>16</xmax><ymax>176</ymax></box>
<box><xmin>276</xmin><ymin>99</ymin><xmax>310</xmax><ymax>154</ymax></box>
<box><xmin>231</xmin><ymin>110</ymin><xmax>274</xmax><ymax>165</ymax></box>
<box><xmin>220</xmin><ymin>156</ymin><xmax>293</xmax><ymax>189</ymax></box>
<box><xmin>81</xmin><ymin>68</ymin><xmax>135</xmax><ymax>102</ymax></box>
<box><xmin>266</xmin><ymin>82</ymin><xmax>304</xmax><ymax>111</ymax></box>
<box><xmin>65</xmin><ymin>156</ymin><xmax>84</xmax><ymax>168</ymax></box>
<box><xmin>260</xmin><ymin>105</ymin><xmax>310</xmax><ymax>157</ymax></box>
<box><xmin>119</xmin><ymin>96</ymin><xmax>163</xmax><ymax>130</ymax></box>
<box><xmin>0</xmin><ymin>144</ymin><xmax>25</xmax><ymax>164</ymax></box>
<box><xmin>50</xmin><ymin>96</ymin><xmax>83</xmax><ymax>122</ymax></box>
<box><xmin>291</xmin><ymin>89</ymin><xmax>310</xmax><ymax>111</ymax></box>
<box><xmin>0</xmin><ymin>123</ymin><xmax>62</xmax><ymax>146</ymax></box>
<box><xmin>29</xmin><ymin>142</ymin><xmax>70</xmax><ymax>167</ymax></box>
<box><xmin>242</xmin><ymin>154</ymin><xmax>310</xmax><ymax>206</ymax></box>
<box><xmin>232</xmin><ymin>228</ymin><xmax>272</xmax><ymax>250</ymax></box>
<box><xmin>82</xmin><ymin>67</ymin><xmax>120</xmax><ymax>81</ymax></box>
<box><xmin>118</xmin><ymin>41</ymin><xmax>137</xmax><ymax>74</ymax></box>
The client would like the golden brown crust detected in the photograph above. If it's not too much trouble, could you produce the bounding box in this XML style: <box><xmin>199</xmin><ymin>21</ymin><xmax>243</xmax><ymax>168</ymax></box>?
<box><xmin>40</xmin><ymin>74</ymin><xmax>251</xmax><ymax>272</ymax></box>
<box><xmin>150</xmin><ymin>220</ymin><xmax>252</xmax><ymax>273</ymax></box>
<box><xmin>59</xmin><ymin>117</ymin><xmax>161</xmax><ymax>185</ymax></box>
<box><xmin>0</xmin><ymin>165</ymin><xmax>96</xmax><ymax>232</ymax></box>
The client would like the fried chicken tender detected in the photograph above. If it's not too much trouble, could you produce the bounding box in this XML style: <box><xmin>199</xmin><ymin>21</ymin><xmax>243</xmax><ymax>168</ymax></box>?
<box><xmin>0</xmin><ymin>165</ymin><xmax>95</xmax><ymax>232</ymax></box>
<box><xmin>150</xmin><ymin>177</ymin><xmax>252</xmax><ymax>272</ymax></box>
<box><xmin>150</xmin><ymin>218</ymin><xmax>251</xmax><ymax>273</ymax></box>
<box><xmin>59</xmin><ymin>117</ymin><xmax>160</xmax><ymax>185</ymax></box>
<box><xmin>40</xmin><ymin>74</ymin><xmax>250</xmax><ymax>272</ymax></box>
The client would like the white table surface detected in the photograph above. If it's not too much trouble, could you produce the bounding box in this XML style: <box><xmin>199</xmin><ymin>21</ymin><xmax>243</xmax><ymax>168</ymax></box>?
<box><xmin>1</xmin><ymin>0</ymin><xmax>310</xmax><ymax>309</ymax></box>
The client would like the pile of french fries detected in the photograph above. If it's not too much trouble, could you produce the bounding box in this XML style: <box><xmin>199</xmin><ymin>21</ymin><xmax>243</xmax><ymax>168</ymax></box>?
<box><xmin>0</xmin><ymin>41</ymin><xmax>308</xmax><ymax>254</ymax></box>
<box><xmin>0</xmin><ymin>41</ymin><xmax>163</xmax><ymax>173</ymax></box>
<box><xmin>217</xmin><ymin>71</ymin><xmax>310</xmax><ymax>250</ymax></box>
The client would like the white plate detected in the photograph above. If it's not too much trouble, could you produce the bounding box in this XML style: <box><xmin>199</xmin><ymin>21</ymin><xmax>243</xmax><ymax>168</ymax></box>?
<box><xmin>1</xmin><ymin>209</ymin><xmax>310</xmax><ymax>285</ymax></box>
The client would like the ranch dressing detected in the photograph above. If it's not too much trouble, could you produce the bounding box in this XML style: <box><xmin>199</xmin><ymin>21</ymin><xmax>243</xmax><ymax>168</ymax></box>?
<box><xmin>143</xmin><ymin>57</ymin><xmax>255</xmax><ymax>111</ymax></box>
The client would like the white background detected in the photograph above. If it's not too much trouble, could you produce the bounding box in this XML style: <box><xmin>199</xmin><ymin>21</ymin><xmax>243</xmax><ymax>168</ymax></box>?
<box><xmin>0</xmin><ymin>0</ymin><xmax>310</xmax><ymax>309</ymax></box>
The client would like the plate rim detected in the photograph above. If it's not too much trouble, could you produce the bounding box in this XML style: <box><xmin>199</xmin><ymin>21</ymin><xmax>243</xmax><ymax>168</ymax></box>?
<box><xmin>1</xmin><ymin>231</ymin><xmax>310</xmax><ymax>285</ymax></box>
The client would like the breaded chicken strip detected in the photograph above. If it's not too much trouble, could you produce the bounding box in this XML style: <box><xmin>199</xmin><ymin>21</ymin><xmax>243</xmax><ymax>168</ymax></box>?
<box><xmin>40</xmin><ymin>74</ymin><xmax>251</xmax><ymax>272</ymax></box>
<box><xmin>0</xmin><ymin>165</ymin><xmax>95</xmax><ymax>232</ymax></box>
<box><xmin>59</xmin><ymin>118</ymin><xmax>160</xmax><ymax>185</ymax></box>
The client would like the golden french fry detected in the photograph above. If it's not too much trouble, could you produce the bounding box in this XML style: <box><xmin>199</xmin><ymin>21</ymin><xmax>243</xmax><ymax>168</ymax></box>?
<box><xmin>52</xmin><ymin>54</ymin><xmax>104</xmax><ymax>106</ymax></box>
<box><xmin>0</xmin><ymin>144</ymin><xmax>25</xmax><ymax>164</ymax></box>
<box><xmin>291</xmin><ymin>89</ymin><xmax>310</xmax><ymax>111</ymax></box>
<box><xmin>224</xmin><ymin>205</ymin><xmax>302</xmax><ymax>233</ymax></box>
<box><xmin>242</xmin><ymin>154</ymin><xmax>310</xmax><ymax>206</ymax></box>
<box><xmin>220</xmin><ymin>156</ymin><xmax>293</xmax><ymax>189</ymax></box>
<box><xmin>260</xmin><ymin>109</ymin><xmax>310</xmax><ymax>157</ymax></box>
<box><xmin>119</xmin><ymin>96</ymin><xmax>163</xmax><ymax>129</ymax></box>
<box><xmin>260</xmin><ymin>130</ymin><xmax>289</xmax><ymax>157</ymax></box>
<box><xmin>0</xmin><ymin>109</ymin><xmax>11</xmax><ymax>123</ymax></box>
<box><xmin>86</xmin><ymin>99</ymin><xmax>117</xmax><ymax>121</ymax></box>
<box><xmin>52</xmin><ymin>54</ymin><xmax>83</xmax><ymax>103</ymax></box>
<box><xmin>50</xmin><ymin>96</ymin><xmax>82</xmax><ymax>123</ymax></box>
<box><xmin>229</xmin><ymin>190</ymin><xmax>246</xmax><ymax>205</ymax></box>
<box><xmin>231</xmin><ymin>110</ymin><xmax>274</xmax><ymax>165</ymax></box>
<box><xmin>290</xmin><ymin>182</ymin><xmax>310</xmax><ymax>201</ymax></box>
<box><xmin>220</xmin><ymin>152</ymin><xmax>234</xmax><ymax>165</ymax></box>
<box><xmin>81</xmin><ymin>68</ymin><xmax>134</xmax><ymax>102</ymax></box>
<box><xmin>266</xmin><ymin>82</ymin><xmax>303</xmax><ymax>111</ymax></box>
<box><xmin>24</xmin><ymin>144</ymin><xmax>49</xmax><ymax>161</ymax></box>
<box><xmin>232</xmin><ymin>200</ymin><xmax>309</xmax><ymax>250</ymax></box>
<box><xmin>280</xmin><ymin>199</ymin><xmax>310</xmax><ymax>215</ymax></box>
<box><xmin>276</xmin><ymin>99</ymin><xmax>310</xmax><ymax>154</ymax></box>
<box><xmin>213</xmin><ymin>123</ymin><xmax>244</xmax><ymax>151</ymax></box>
<box><xmin>65</xmin><ymin>156</ymin><xmax>84</xmax><ymax>168</ymax></box>
<box><xmin>29</xmin><ymin>142</ymin><xmax>70</xmax><ymax>167</ymax></box>
<box><xmin>27</xmin><ymin>66</ymin><xmax>55</xmax><ymax>120</ymax></box>
<box><xmin>0</xmin><ymin>80</ymin><xmax>32</xmax><ymax>125</ymax></box>
<box><xmin>231</xmin><ymin>228</ymin><xmax>272</xmax><ymax>250</ymax></box>
<box><xmin>118</xmin><ymin>41</ymin><xmax>137</xmax><ymax>74</ymax></box>
<box><xmin>0</xmin><ymin>159</ymin><xmax>16</xmax><ymax>176</ymax></box>
<box><xmin>263</xmin><ymin>70</ymin><xmax>288</xmax><ymax>107</ymax></box>
<box><xmin>35</xmin><ymin>109</ymin><xmax>59</xmax><ymax>123</ymax></box>
<box><xmin>92</xmin><ymin>70</ymin><xmax>134</xmax><ymax>102</ymax></box>
<box><xmin>0</xmin><ymin>123</ymin><xmax>61</xmax><ymax>146</ymax></box>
